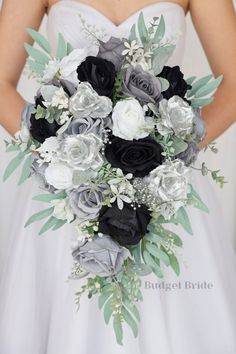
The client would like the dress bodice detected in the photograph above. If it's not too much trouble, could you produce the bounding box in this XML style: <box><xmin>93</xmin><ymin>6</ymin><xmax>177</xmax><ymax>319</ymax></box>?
<box><xmin>47</xmin><ymin>1</ymin><xmax>186</xmax><ymax>66</ymax></box>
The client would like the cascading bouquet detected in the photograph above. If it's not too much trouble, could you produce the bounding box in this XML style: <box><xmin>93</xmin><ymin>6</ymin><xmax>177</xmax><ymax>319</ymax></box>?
<box><xmin>3</xmin><ymin>13</ymin><xmax>225</xmax><ymax>344</ymax></box>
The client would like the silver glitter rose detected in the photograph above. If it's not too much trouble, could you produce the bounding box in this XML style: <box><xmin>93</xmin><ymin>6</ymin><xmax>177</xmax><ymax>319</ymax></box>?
<box><xmin>122</xmin><ymin>65</ymin><xmax>163</xmax><ymax>105</ymax></box>
<box><xmin>157</xmin><ymin>96</ymin><xmax>195</xmax><ymax>138</ymax></box>
<box><xmin>67</xmin><ymin>183</ymin><xmax>107</xmax><ymax>221</ymax></box>
<box><xmin>69</xmin><ymin>82</ymin><xmax>112</xmax><ymax>119</ymax></box>
<box><xmin>146</xmin><ymin>159</ymin><xmax>191</xmax><ymax>203</ymax></box>
<box><xmin>72</xmin><ymin>234</ymin><xmax>129</xmax><ymax>277</ymax></box>
<box><xmin>60</xmin><ymin>134</ymin><xmax>103</xmax><ymax>171</ymax></box>
<box><xmin>98</xmin><ymin>37</ymin><xmax>126</xmax><ymax>71</ymax></box>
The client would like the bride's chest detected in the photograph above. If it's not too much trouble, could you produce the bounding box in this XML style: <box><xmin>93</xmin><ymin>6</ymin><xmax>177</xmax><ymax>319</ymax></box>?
<box><xmin>46</xmin><ymin>0</ymin><xmax>186</xmax><ymax>65</ymax></box>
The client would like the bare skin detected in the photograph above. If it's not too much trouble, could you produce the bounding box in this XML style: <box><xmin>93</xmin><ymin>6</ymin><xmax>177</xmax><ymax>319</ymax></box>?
<box><xmin>0</xmin><ymin>0</ymin><xmax>236</xmax><ymax>148</ymax></box>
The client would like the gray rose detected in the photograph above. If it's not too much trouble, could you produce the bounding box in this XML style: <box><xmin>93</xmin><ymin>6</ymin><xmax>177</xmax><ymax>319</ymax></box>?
<box><xmin>192</xmin><ymin>108</ymin><xmax>206</xmax><ymax>143</ymax></box>
<box><xmin>64</xmin><ymin>116</ymin><xmax>111</xmax><ymax>138</ymax></box>
<box><xmin>67</xmin><ymin>183</ymin><xmax>107</xmax><ymax>221</ymax></box>
<box><xmin>98</xmin><ymin>37</ymin><xmax>126</xmax><ymax>71</ymax></box>
<box><xmin>21</xmin><ymin>102</ymin><xmax>35</xmax><ymax>130</ymax></box>
<box><xmin>122</xmin><ymin>65</ymin><xmax>163</xmax><ymax>105</ymax></box>
<box><xmin>177</xmin><ymin>142</ymin><xmax>200</xmax><ymax>166</ymax></box>
<box><xmin>72</xmin><ymin>234</ymin><xmax>129</xmax><ymax>276</ymax></box>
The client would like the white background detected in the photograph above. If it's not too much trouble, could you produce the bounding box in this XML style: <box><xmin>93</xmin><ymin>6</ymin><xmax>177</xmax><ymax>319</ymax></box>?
<box><xmin>0</xmin><ymin>1</ymin><xmax>236</xmax><ymax>264</ymax></box>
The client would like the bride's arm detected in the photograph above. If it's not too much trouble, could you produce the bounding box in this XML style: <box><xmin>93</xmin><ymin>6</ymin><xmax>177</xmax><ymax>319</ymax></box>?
<box><xmin>190</xmin><ymin>0</ymin><xmax>236</xmax><ymax>147</ymax></box>
<box><xmin>0</xmin><ymin>0</ymin><xmax>47</xmax><ymax>136</ymax></box>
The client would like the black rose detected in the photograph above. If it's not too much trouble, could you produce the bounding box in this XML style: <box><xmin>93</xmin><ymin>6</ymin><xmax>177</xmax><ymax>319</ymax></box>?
<box><xmin>157</xmin><ymin>66</ymin><xmax>191</xmax><ymax>99</ymax></box>
<box><xmin>30</xmin><ymin>114</ymin><xmax>60</xmax><ymax>143</ymax></box>
<box><xmin>76</xmin><ymin>56</ymin><xmax>116</xmax><ymax>98</ymax></box>
<box><xmin>98</xmin><ymin>202</ymin><xmax>151</xmax><ymax>246</ymax></box>
<box><xmin>105</xmin><ymin>136</ymin><xmax>163</xmax><ymax>177</ymax></box>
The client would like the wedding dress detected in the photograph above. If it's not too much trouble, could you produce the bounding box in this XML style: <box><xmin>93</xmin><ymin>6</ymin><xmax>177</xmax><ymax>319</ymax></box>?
<box><xmin>0</xmin><ymin>1</ymin><xmax>236</xmax><ymax>353</ymax></box>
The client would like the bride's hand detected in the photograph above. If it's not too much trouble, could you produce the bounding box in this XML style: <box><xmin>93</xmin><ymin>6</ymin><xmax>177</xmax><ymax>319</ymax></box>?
<box><xmin>0</xmin><ymin>0</ymin><xmax>47</xmax><ymax>136</ymax></box>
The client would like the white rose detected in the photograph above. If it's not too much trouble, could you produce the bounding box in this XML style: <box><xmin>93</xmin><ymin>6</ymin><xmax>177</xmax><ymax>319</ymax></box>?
<box><xmin>112</xmin><ymin>98</ymin><xmax>154</xmax><ymax>140</ymax></box>
<box><xmin>60</xmin><ymin>47</ymin><xmax>98</xmax><ymax>86</ymax></box>
<box><xmin>45</xmin><ymin>163</ymin><xmax>73</xmax><ymax>190</ymax></box>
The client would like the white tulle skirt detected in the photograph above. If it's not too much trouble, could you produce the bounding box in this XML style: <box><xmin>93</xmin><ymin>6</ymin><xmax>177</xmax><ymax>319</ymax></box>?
<box><xmin>0</xmin><ymin>165</ymin><xmax>236</xmax><ymax>354</ymax></box>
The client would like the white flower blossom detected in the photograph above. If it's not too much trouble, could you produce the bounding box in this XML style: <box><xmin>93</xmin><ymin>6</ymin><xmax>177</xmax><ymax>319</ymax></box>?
<box><xmin>50</xmin><ymin>87</ymin><xmax>69</xmax><ymax>109</ymax></box>
<box><xmin>42</xmin><ymin>59</ymin><xmax>60</xmax><ymax>83</ymax></box>
<box><xmin>58</xmin><ymin>111</ymin><xmax>71</xmax><ymax>125</ymax></box>
<box><xmin>122</xmin><ymin>40</ymin><xmax>140</xmax><ymax>56</ymax></box>
<box><xmin>50</xmin><ymin>198</ymin><xmax>74</xmax><ymax>223</ymax></box>
<box><xmin>36</xmin><ymin>137</ymin><xmax>60</xmax><ymax>164</ymax></box>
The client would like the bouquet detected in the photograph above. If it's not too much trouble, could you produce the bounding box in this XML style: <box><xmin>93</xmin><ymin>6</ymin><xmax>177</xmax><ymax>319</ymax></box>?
<box><xmin>3</xmin><ymin>13</ymin><xmax>225</xmax><ymax>344</ymax></box>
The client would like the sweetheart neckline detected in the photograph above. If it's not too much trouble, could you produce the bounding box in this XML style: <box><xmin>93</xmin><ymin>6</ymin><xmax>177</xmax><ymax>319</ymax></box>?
<box><xmin>47</xmin><ymin>1</ymin><xmax>186</xmax><ymax>28</ymax></box>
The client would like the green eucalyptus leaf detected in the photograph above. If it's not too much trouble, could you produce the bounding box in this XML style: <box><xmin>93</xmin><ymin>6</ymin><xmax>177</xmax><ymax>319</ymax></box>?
<box><xmin>191</xmin><ymin>97</ymin><xmax>214</xmax><ymax>108</ymax></box>
<box><xmin>3</xmin><ymin>151</ymin><xmax>27</xmax><ymax>182</ymax></box>
<box><xmin>5</xmin><ymin>144</ymin><xmax>20</xmax><ymax>153</ymax></box>
<box><xmin>56</xmin><ymin>33</ymin><xmax>67</xmax><ymax>59</ymax></box>
<box><xmin>123</xmin><ymin>298</ymin><xmax>140</xmax><ymax>322</ymax></box>
<box><xmin>38</xmin><ymin>216</ymin><xmax>58</xmax><ymax>235</ymax></box>
<box><xmin>168</xmin><ymin>252</ymin><xmax>180</xmax><ymax>276</ymax></box>
<box><xmin>194</xmin><ymin>75</ymin><xmax>223</xmax><ymax>98</ymax></box>
<box><xmin>98</xmin><ymin>291</ymin><xmax>112</xmax><ymax>310</ymax></box>
<box><xmin>188</xmin><ymin>185</ymin><xmax>209</xmax><ymax>213</ymax></box>
<box><xmin>146</xmin><ymin>242</ymin><xmax>170</xmax><ymax>266</ymax></box>
<box><xmin>187</xmin><ymin>74</ymin><xmax>213</xmax><ymax>97</ymax></box>
<box><xmin>113</xmin><ymin>316</ymin><xmax>123</xmax><ymax>345</ymax></box>
<box><xmin>121</xmin><ymin>306</ymin><xmax>138</xmax><ymax>338</ymax></box>
<box><xmin>137</xmin><ymin>12</ymin><xmax>148</xmax><ymax>45</ymax></box>
<box><xmin>32</xmin><ymin>191</ymin><xmax>66</xmax><ymax>202</ymax></box>
<box><xmin>175</xmin><ymin>207</ymin><xmax>193</xmax><ymax>235</ymax></box>
<box><xmin>142</xmin><ymin>250</ymin><xmax>164</xmax><ymax>278</ymax></box>
<box><xmin>52</xmin><ymin>219</ymin><xmax>67</xmax><ymax>230</ymax></box>
<box><xmin>104</xmin><ymin>297</ymin><xmax>113</xmax><ymax>324</ymax></box>
<box><xmin>152</xmin><ymin>45</ymin><xmax>176</xmax><ymax>75</ymax></box>
<box><xmin>27</xmin><ymin>59</ymin><xmax>45</xmax><ymax>74</ymax></box>
<box><xmin>24</xmin><ymin>207</ymin><xmax>54</xmax><ymax>227</ymax></box>
<box><xmin>26</xmin><ymin>28</ymin><xmax>51</xmax><ymax>54</ymax></box>
<box><xmin>159</xmin><ymin>77</ymin><xmax>170</xmax><ymax>92</ymax></box>
<box><xmin>67</xmin><ymin>42</ymin><xmax>74</xmax><ymax>54</ymax></box>
<box><xmin>24</xmin><ymin>43</ymin><xmax>50</xmax><ymax>64</ymax></box>
<box><xmin>128</xmin><ymin>24</ymin><xmax>137</xmax><ymax>42</ymax></box>
<box><xmin>135</xmin><ymin>263</ymin><xmax>152</xmax><ymax>276</ymax></box>
<box><xmin>171</xmin><ymin>136</ymin><xmax>188</xmax><ymax>155</ymax></box>
<box><xmin>185</xmin><ymin>76</ymin><xmax>197</xmax><ymax>86</ymax></box>
<box><xmin>18</xmin><ymin>154</ymin><xmax>33</xmax><ymax>185</ymax></box>
<box><xmin>129</xmin><ymin>243</ymin><xmax>142</xmax><ymax>264</ymax></box>
<box><xmin>153</xmin><ymin>15</ymin><xmax>165</xmax><ymax>43</ymax></box>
